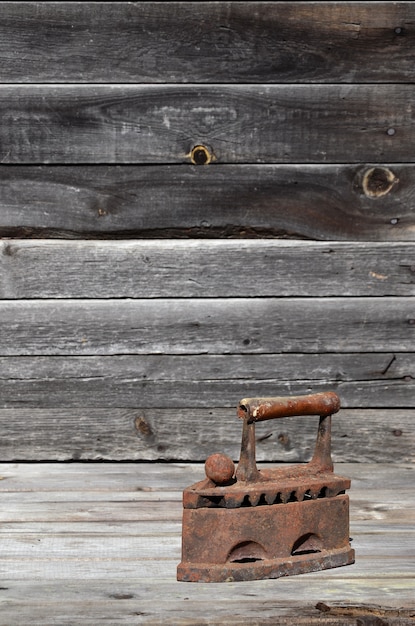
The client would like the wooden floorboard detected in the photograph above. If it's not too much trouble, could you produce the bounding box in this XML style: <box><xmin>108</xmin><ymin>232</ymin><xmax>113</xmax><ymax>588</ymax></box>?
<box><xmin>0</xmin><ymin>463</ymin><xmax>412</xmax><ymax>625</ymax></box>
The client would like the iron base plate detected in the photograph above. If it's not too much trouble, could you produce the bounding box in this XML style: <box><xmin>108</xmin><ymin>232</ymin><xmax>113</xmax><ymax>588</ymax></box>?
<box><xmin>177</xmin><ymin>546</ymin><xmax>355</xmax><ymax>583</ymax></box>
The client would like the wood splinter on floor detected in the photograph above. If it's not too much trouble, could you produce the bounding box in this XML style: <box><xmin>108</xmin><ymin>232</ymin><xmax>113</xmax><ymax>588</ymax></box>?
<box><xmin>315</xmin><ymin>602</ymin><xmax>415</xmax><ymax>621</ymax></box>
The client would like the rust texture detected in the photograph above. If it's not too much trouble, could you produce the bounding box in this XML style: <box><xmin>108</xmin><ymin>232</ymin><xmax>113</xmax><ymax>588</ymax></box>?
<box><xmin>178</xmin><ymin>391</ymin><xmax>355</xmax><ymax>583</ymax></box>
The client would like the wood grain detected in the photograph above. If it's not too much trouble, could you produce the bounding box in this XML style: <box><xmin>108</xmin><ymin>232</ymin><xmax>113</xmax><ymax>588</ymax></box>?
<box><xmin>0</xmin><ymin>353</ymin><xmax>413</xmax><ymax>408</ymax></box>
<box><xmin>1</xmin><ymin>2</ymin><xmax>415</xmax><ymax>83</ymax></box>
<box><xmin>0</xmin><ymin>297</ymin><xmax>413</xmax><ymax>356</ymax></box>
<box><xmin>0</xmin><ymin>165</ymin><xmax>412</xmax><ymax>241</ymax></box>
<box><xmin>0</xmin><ymin>407</ymin><xmax>413</xmax><ymax>462</ymax></box>
<box><xmin>1</xmin><ymin>240</ymin><xmax>414</xmax><ymax>296</ymax></box>
<box><xmin>0</xmin><ymin>583</ymin><xmax>412</xmax><ymax>625</ymax></box>
<box><xmin>0</xmin><ymin>462</ymin><xmax>411</xmax><ymax>493</ymax></box>
<box><xmin>0</xmin><ymin>1</ymin><xmax>411</xmax><ymax>618</ymax></box>
<box><xmin>0</xmin><ymin>85</ymin><xmax>413</xmax><ymax>164</ymax></box>
<box><xmin>0</xmin><ymin>462</ymin><xmax>412</xmax><ymax>625</ymax></box>
<box><xmin>3</xmin><ymin>531</ymin><xmax>415</xmax><ymax>562</ymax></box>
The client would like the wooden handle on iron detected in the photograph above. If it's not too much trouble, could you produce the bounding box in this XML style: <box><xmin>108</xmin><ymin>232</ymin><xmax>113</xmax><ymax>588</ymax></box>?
<box><xmin>238</xmin><ymin>391</ymin><xmax>340</xmax><ymax>423</ymax></box>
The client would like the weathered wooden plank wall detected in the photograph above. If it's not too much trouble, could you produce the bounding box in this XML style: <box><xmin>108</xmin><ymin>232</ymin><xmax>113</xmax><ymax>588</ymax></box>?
<box><xmin>0</xmin><ymin>1</ymin><xmax>413</xmax><ymax>462</ymax></box>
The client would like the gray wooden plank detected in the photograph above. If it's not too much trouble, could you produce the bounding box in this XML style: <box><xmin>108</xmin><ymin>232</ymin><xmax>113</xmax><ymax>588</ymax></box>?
<box><xmin>0</xmin><ymin>85</ymin><xmax>413</xmax><ymax>164</ymax></box>
<box><xmin>0</xmin><ymin>460</ymin><xmax>205</xmax><ymax>491</ymax></box>
<box><xmin>1</xmin><ymin>352</ymin><xmax>413</xmax><ymax>382</ymax></box>
<box><xmin>1</xmin><ymin>2</ymin><xmax>415</xmax><ymax>84</ymax></box>
<box><xmin>0</xmin><ymin>165</ymin><xmax>413</xmax><ymax>241</ymax></box>
<box><xmin>0</xmin><ymin>353</ymin><xmax>413</xmax><ymax>407</ymax></box>
<box><xmin>0</xmin><ymin>522</ymin><xmax>411</xmax><ymax>536</ymax></box>
<box><xmin>0</xmin><ymin>601</ymin><xmax>361</xmax><ymax>626</ymax></box>
<box><xmin>0</xmin><ymin>499</ymin><xmax>183</xmax><ymax>524</ymax></box>
<box><xmin>0</xmin><ymin>532</ymin><xmax>182</xmax><ymax>559</ymax></box>
<box><xmin>0</xmin><ymin>583</ymin><xmax>413</xmax><ymax>626</ymax></box>
<box><xmin>0</xmin><ymin>298</ymin><xmax>413</xmax><ymax>356</ymax></box>
<box><xmin>0</xmin><ymin>552</ymin><xmax>411</xmax><ymax>581</ymax></box>
<box><xmin>0</xmin><ymin>462</ymin><xmax>412</xmax><ymax>491</ymax></box>
<box><xmin>0</xmin><ymin>407</ymin><xmax>413</xmax><ymax>463</ymax></box>
<box><xmin>1</xmin><ymin>241</ymin><xmax>414</xmax><ymax>297</ymax></box>
<box><xmin>4</xmin><ymin>374</ymin><xmax>413</xmax><ymax>409</ymax></box>
<box><xmin>1</xmin><ymin>532</ymin><xmax>413</xmax><ymax>562</ymax></box>
<box><xmin>0</xmin><ymin>490</ymin><xmax>413</xmax><ymax>524</ymax></box>
<box><xmin>0</xmin><ymin>591</ymin><xmax>412</xmax><ymax>626</ymax></box>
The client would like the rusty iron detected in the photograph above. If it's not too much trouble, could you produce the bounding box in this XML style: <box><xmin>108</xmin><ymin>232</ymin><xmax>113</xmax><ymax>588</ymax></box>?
<box><xmin>177</xmin><ymin>391</ymin><xmax>355</xmax><ymax>583</ymax></box>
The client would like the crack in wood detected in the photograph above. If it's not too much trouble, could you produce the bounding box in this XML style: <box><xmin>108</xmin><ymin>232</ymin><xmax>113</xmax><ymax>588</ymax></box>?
<box><xmin>381</xmin><ymin>354</ymin><xmax>396</xmax><ymax>376</ymax></box>
<box><xmin>0</xmin><ymin>226</ymin><xmax>313</xmax><ymax>240</ymax></box>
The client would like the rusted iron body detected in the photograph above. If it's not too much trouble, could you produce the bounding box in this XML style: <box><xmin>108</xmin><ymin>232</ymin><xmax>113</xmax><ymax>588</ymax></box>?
<box><xmin>177</xmin><ymin>392</ymin><xmax>355</xmax><ymax>583</ymax></box>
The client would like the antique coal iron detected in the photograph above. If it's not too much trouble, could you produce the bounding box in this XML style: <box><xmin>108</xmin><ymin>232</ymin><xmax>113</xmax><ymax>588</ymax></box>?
<box><xmin>177</xmin><ymin>391</ymin><xmax>354</xmax><ymax>582</ymax></box>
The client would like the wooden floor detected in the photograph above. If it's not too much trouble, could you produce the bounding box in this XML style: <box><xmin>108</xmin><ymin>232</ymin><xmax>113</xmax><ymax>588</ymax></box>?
<box><xmin>0</xmin><ymin>462</ymin><xmax>413</xmax><ymax>625</ymax></box>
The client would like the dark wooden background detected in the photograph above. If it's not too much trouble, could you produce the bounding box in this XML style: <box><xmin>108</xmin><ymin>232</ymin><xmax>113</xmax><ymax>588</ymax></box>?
<box><xmin>0</xmin><ymin>1</ymin><xmax>413</xmax><ymax>463</ymax></box>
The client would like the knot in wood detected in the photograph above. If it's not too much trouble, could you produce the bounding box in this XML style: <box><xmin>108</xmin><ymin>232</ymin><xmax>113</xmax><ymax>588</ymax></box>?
<box><xmin>190</xmin><ymin>145</ymin><xmax>212</xmax><ymax>165</ymax></box>
<box><xmin>362</xmin><ymin>167</ymin><xmax>398</xmax><ymax>198</ymax></box>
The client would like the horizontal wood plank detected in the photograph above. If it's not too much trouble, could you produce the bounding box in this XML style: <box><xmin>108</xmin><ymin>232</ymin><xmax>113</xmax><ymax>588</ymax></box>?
<box><xmin>0</xmin><ymin>461</ymin><xmax>412</xmax><ymax>494</ymax></box>
<box><xmin>0</xmin><ymin>85</ymin><xmax>413</xmax><ymax>164</ymax></box>
<box><xmin>4</xmin><ymin>376</ymin><xmax>411</xmax><ymax>409</ymax></box>
<box><xmin>0</xmin><ymin>353</ymin><xmax>413</xmax><ymax>408</ymax></box>
<box><xmin>0</xmin><ymin>406</ymin><xmax>413</xmax><ymax>462</ymax></box>
<box><xmin>0</xmin><ymin>582</ymin><xmax>413</xmax><ymax>626</ymax></box>
<box><xmin>1</xmin><ymin>462</ymin><xmax>410</xmax><ymax>492</ymax></box>
<box><xmin>1</xmin><ymin>2</ymin><xmax>415</xmax><ymax>84</ymax></box>
<box><xmin>0</xmin><ymin>164</ymin><xmax>412</xmax><ymax>241</ymax></box>
<box><xmin>2</xmin><ymin>532</ymin><xmax>414</xmax><ymax>563</ymax></box>
<box><xmin>0</xmin><ymin>298</ymin><xmax>413</xmax><ymax>356</ymax></box>
<box><xmin>1</xmin><ymin>241</ymin><xmax>414</xmax><ymax>296</ymax></box>
<box><xmin>0</xmin><ymin>165</ymin><xmax>413</xmax><ymax>241</ymax></box>
<box><xmin>1</xmin><ymin>495</ymin><xmax>413</xmax><ymax>528</ymax></box>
